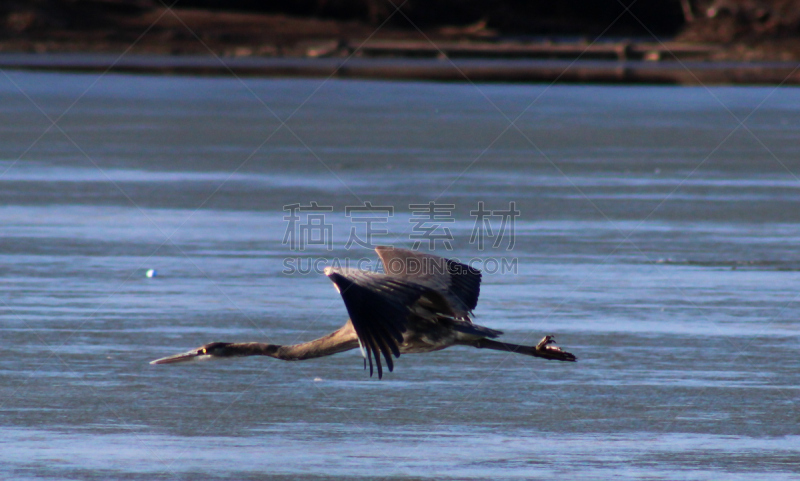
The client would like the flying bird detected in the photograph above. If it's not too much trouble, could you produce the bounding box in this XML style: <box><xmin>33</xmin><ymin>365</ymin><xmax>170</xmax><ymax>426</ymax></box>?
<box><xmin>150</xmin><ymin>246</ymin><xmax>576</xmax><ymax>378</ymax></box>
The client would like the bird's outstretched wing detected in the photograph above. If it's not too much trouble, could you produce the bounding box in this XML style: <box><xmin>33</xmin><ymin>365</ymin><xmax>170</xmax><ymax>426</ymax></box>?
<box><xmin>375</xmin><ymin>246</ymin><xmax>481</xmax><ymax>319</ymax></box>
<box><xmin>324</xmin><ymin>267</ymin><xmax>444</xmax><ymax>379</ymax></box>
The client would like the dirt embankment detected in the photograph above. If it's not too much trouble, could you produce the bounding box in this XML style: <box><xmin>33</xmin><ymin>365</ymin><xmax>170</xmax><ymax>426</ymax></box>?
<box><xmin>1</xmin><ymin>1</ymin><xmax>799</xmax><ymax>62</ymax></box>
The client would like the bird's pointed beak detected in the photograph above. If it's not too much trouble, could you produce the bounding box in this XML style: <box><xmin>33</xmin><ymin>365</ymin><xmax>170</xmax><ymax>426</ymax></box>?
<box><xmin>150</xmin><ymin>349</ymin><xmax>205</xmax><ymax>365</ymax></box>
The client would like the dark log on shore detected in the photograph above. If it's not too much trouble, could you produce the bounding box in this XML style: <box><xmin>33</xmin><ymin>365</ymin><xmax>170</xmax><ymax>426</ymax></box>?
<box><xmin>350</xmin><ymin>40</ymin><xmax>721</xmax><ymax>62</ymax></box>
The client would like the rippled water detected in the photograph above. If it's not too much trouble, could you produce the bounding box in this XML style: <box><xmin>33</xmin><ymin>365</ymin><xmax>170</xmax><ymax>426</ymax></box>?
<box><xmin>1</xmin><ymin>71</ymin><xmax>799</xmax><ymax>480</ymax></box>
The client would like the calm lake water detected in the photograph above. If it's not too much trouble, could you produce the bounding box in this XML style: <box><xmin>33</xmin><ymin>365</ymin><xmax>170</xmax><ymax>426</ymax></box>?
<box><xmin>1</xmin><ymin>70</ymin><xmax>799</xmax><ymax>480</ymax></box>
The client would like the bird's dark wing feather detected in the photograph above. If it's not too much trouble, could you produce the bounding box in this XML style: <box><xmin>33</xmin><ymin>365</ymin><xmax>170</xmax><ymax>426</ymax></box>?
<box><xmin>325</xmin><ymin>268</ymin><xmax>430</xmax><ymax>379</ymax></box>
<box><xmin>375</xmin><ymin>246</ymin><xmax>481</xmax><ymax>319</ymax></box>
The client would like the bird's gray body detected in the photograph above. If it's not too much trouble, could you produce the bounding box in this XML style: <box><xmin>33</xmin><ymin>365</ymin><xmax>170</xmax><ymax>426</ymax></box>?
<box><xmin>322</xmin><ymin>247</ymin><xmax>502</xmax><ymax>376</ymax></box>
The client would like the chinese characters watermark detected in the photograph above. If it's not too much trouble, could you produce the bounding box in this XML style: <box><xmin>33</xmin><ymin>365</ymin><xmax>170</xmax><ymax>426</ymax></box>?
<box><xmin>282</xmin><ymin>202</ymin><xmax>333</xmax><ymax>251</ymax></box>
<box><xmin>409</xmin><ymin>201</ymin><xmax>455</xmax><ymax>250</ymax></box>
<box><xmin>345</xmin><ymin>202</ymin><xmax>394</xmax><ymax>249</ymax></box>
<box><xmin>280</xmin><ymin>200</ymin><xmax>521</xmax><ymax>275</ymax></box>
<box><xmin>469</xmin><ymin>201</ymin><xmax>519</xmax><ymax>251</ymax></box>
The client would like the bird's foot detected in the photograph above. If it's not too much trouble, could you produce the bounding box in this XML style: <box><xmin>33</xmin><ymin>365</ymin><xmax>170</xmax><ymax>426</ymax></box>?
<box><xmin>535</xmin><ymin>335</ymin><xmax>577</xmax><ymax>362</ymax></box>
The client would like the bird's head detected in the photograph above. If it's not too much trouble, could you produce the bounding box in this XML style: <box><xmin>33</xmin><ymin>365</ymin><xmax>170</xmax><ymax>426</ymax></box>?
<box><xmin>149</xmin><ymin>342</ymin><xmax>236</xmax><ymax>365</ymax></box>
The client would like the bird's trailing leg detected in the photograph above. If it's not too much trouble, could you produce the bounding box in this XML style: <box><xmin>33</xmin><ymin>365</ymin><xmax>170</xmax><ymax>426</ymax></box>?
<box><xmin>469</xmin><ymin>335</ymin><xmax>577</xmax><ymax>362</ymax></box>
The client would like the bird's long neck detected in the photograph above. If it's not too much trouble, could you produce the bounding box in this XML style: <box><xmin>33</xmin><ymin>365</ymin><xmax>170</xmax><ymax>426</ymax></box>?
<box><xmin>228</xmin><ymin>322</ymin><xmax>360</xmax><ymax>361</ymax></box>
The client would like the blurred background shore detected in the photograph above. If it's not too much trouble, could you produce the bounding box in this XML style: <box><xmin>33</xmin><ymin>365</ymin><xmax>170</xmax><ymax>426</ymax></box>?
<box><xmin>3</xmin><ymin>1</ymin><xmax>800</xmax><ymax>83</ymax></box>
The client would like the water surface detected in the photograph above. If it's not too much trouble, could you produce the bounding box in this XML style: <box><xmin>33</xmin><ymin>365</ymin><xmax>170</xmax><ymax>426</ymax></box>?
<box><xmin>1</xmin><ymin>71</ymin><xmax>799</xmax><ymax>480</ymax></box>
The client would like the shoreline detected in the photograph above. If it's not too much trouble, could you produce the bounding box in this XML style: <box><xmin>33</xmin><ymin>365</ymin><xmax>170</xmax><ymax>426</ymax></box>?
<box><xmin>3</xmin><ymin>52</ymin><xmax>800</xmax><ymax>85</ymax></box>
<box><xmin>4</xmin><ymin>5</ymin><xmax>800</xmax><ymax>85</ymax></box>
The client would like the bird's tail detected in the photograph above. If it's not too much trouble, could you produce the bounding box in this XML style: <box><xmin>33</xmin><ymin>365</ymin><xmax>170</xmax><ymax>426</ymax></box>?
<box><xmin>451</xmin><ymin>320</ymin><xmax>503</xmax><ymax>338</ymax></box>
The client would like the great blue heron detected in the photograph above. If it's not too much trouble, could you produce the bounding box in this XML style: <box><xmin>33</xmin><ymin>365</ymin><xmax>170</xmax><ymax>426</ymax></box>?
<box><xmin>150</xmin><ymin>246</ymin><xmax>576</xmax><ymax>378</ymax></box>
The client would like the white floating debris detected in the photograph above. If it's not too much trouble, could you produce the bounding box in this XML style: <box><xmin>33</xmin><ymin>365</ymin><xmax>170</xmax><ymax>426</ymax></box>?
<box><xmin>313</xmin><ymin>377</ymin><xmax>323</xmax><ymax>382</ymax></box>
<box><xmin>145</xmin><ymin>269</ymin><xmax>157</xmax><ymax>278</ymax></box>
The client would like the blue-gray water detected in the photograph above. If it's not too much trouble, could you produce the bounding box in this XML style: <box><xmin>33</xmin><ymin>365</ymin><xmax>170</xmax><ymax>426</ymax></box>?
<box><xmin>1</xmin><ymin>71</ymin><xmax>799</xmax><ymax>480</ymax></box>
